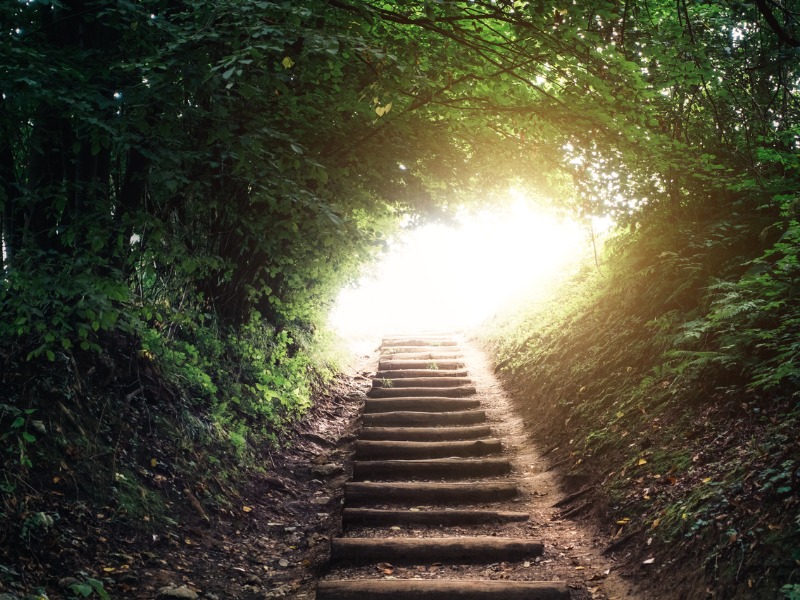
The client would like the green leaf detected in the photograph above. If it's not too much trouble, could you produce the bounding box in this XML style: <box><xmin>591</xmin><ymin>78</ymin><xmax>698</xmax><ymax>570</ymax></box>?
<box><xmin>69</xmin><ymin>582</ymin><xmax>93</xmax><ymax>598</ymax></box>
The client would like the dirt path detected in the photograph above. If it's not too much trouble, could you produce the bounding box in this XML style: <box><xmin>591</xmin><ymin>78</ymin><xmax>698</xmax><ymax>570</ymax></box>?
<box><xmin>458</xmin><ymin>339</ymin><xmax>645</xmax><ymax>600</ymax></box>
<box><xmin>314</xmin><ymin>335</ymin><xmax>647</xmax><ymax>600</ymax></box>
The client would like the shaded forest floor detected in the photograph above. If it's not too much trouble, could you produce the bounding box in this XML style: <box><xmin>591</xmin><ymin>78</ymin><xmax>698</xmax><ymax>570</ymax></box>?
<box><xmin>2</xmin><ymin>336</ymin><xmax>797</xmax><ymax>600</ymax></box>
<box><xmin>0</xmin><ymin>361</ymin><xmax>369</xmax><ymax>600</ymax></box>
<box><xmin>0</xmin><ymin>339</ymin><xmax>713</xmax><ymax>600</ymax></box>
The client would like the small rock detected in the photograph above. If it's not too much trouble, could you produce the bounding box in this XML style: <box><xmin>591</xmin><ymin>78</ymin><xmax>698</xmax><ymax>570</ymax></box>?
<box><xmin>157</xmin><ymin>585</ymin><xmax>198</xmax><ymax>599</ymax></box>
<box><xmin>264</xmin><ymin>584</ymin><xmax>293</xmax><ymax>598</ymax></box>
<box><xmin>311</xmin><ymin>463</ymin><xmax>343</xmax><ymax>477</ymax></box>
<box><xmin>245</xmin><ymin>574</ymin><xmax>263</xmax><ymax>586</ymax></box>
<box><xmin>311</xmin><ymin>496</ymin><xmax>331</xmax><ymax>505</ymax></box>
<box><xmin>278</xmin><ymin>558</ymin><xmax>289</xmax><ymax>568</ymax></box>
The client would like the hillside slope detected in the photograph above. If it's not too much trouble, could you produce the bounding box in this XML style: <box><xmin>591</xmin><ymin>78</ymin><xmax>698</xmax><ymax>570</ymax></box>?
<box><xmin>480</xmin><ymin>216</ymin><xmax>800</xmax><ymax>599</ymax></box>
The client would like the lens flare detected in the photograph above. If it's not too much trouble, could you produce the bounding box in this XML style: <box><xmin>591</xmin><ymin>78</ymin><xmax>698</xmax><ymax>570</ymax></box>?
<box><xmin>330</xmin><ymin>192</ymin><xmax>591</xmax><ymax>341</ymax></box>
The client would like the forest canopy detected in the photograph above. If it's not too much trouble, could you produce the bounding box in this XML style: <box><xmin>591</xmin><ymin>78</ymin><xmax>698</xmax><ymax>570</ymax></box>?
<box><xmin>2</xmin><ymin>0</ymin><xmax>799</xmax><ymax>435</ymax></box>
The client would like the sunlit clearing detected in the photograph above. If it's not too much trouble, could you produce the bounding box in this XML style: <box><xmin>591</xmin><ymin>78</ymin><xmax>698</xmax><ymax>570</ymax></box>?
<box><xmin>330</xmin><ymin>192</ymin><xmax>592</xmax><ymax>347</ymax></box>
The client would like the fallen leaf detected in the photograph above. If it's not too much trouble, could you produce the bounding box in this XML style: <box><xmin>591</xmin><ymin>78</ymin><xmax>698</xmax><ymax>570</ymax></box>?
<box><xmin>282</xmin><ymin>57</ymin><xmax>295</xmax><ymax>69</ymax></box>
<box><xmin>651</xmin><ymin>518</ymin><xmax>660</xmax><ymax>528</ymax></box>
<box><xmin>242</xmin><ymin>506</ymin><xmax>252</xmax><ymax>513</ymax></box>
<box><xmin>150</xmin><ymin>458</ymin><xmax>158</xmax><ymax>467</ymax></box>
<box><xmin>376</xmin><ymin>562</ymin><xmax>394</xmax><ymax>575</ymax></box>
<box><xmin>638</xmin><ymin>458</ymin><xmax>648</xmax><ymax>466</ymax></box>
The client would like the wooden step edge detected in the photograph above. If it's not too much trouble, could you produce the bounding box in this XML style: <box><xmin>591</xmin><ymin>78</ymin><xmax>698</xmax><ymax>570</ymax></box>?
<box><xmin>374</xmin><ymin>369</ymin><xmax>469</xmax><ymax>379</ymax></box>
<box><xmin>358</xmin><ymin>425</ymin><xmax>492</xmax><ymax>441</ymax></box>
<box><xmin>379</xmin><ymin>361</ymin><xmax>466</xmax><ymax>371</ymax></box>
<box><xmin>382</xmin><ymin>339</ymin><xmax>458</xmax><ymax>347</ymax></box>
<box><xmin>330</xmin><ymin>537</ymin><xmax>544</xmax><ymax>563</ymax></box>
<box><xmin>371</xmin><ymin>377</ymin><xmax>473</xmax><ymax>388</ymax></box>
<box><xmin>379</xmin><ymin>346</ymin><xmax>463</xmax><ymax>354</ymax></box>
<box><xmin>363</xmin><ymin>398</ymin><xmax>481</xmax><ymax>414</ymax></box>
<box><xmin>362</xmin><ymin>410</ymin><xmax>486</xmax><ymax>427</ymax></box>
<box><xmin>317</xmin><ymin>579</ymin><xmax>569</xmax><ymax>600</ymax></box>
<box><xmin>354</xmin><ymin>439</ymin><xmax>502</xmax><ymax>460</ymax></box>
<box><xmin>378</xmin><ymin>348</ymin><xmax>464</xmax><ymax>361</ymax></box>
<box><xmin>344</xmin><ymin>481</ymin><xmax>517</xmax><ymax>505</ymax></box>
<box><xmin>367</xmin><ymin>387</ymin><xmax>477</xmax><ymax>398</ymax></box>
<box><xmin>342</xmin><ymin>508</ymin><xmax>529</xmax><ymax>526</ymax></box>
<box><xmin>352</xmin><ymin>457</ymin><xmax>511</xmax><ymax>480</ymax></box>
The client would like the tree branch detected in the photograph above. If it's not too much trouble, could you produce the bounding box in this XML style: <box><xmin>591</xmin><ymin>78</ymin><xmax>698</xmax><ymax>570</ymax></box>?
<box><xmin>753</xmin><ymin>0</ymin><xmax>800</xmax><ymax>47</ymax></box>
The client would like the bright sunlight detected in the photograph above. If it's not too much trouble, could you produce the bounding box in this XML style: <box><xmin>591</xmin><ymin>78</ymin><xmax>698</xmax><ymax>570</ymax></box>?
<box><xmin>330</xmin><ymin>190</ymin><xmax>595</xmax><ymax>340</ymax></box>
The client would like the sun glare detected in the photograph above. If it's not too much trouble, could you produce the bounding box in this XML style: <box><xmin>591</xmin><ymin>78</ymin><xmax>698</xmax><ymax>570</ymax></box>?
<box><xmin>329</xmin><ymin>191</ymin><xmax>591</xmax><ymax>343</ymax></box>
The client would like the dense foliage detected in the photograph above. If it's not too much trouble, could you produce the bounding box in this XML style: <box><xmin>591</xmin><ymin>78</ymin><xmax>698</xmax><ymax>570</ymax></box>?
<box><xmin>1</xmin><ymin>0</ymin><xmax>799</xmax><ymax>595</ymax></box>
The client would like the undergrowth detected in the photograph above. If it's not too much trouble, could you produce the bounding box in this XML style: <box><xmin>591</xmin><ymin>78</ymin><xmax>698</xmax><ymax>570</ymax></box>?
<box><xmin>0</xmin><ymin>307</ymin><xmax>346</xmax><ymax>596</ymax></box>
<box><xmin>480</xmin><ymin>211</ymin><xmax>800</xmax><ymax>599</ymax></box>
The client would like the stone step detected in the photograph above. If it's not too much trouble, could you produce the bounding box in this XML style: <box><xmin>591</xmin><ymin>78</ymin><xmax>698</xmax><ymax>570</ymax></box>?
<box><xmin>371</xmin><ymin>376</ymin><xmax>473</xmax><ymax>388</ymax></box>
<box><xmin>330</xmin><ymin>536</ymin><xmax>543</xmax><ymax>564</ymax></box>
<box><xmin>358</xmin><ymin>425</ymin><xmax>492</xmax><ymax>441</ymax></box>
<box><xmin>364</xmin><ymin>398</ymin><xmax>480</xmax><ymax>414</ymax></box>
<box><xmin>342</xmin><ymin>508</ymin><xmax>529</xmax><ymax>526</ymax></box>
<box><xmin>345</xmin><ymin>481</ymin><xmax>517</xmax><ymax>505</ymax></box>
<box><xmin>362</xmin><ymin>410</ymin><xmax>486</xmax><ymax>427</ymax></box>
<box><xmin>367</xmin><ymin>386</ymin><xmax>476</xmax><ymax>398</ymax></box>
<box><xmin>354</xmin><ymin>439</ymin><xmax>501</xmax><ymax>460</ymax></box>
<box><xmin>353</xmin><ymin>458</ymin><xmax>511</xmax><ymax>480</ymax></box>
<box><xmin>317</xmin><ymin>579</ymin><xmax>569</xmax><ymax>600</ymax></box>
